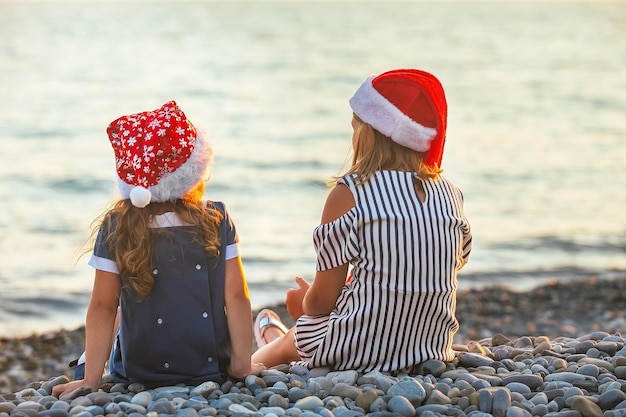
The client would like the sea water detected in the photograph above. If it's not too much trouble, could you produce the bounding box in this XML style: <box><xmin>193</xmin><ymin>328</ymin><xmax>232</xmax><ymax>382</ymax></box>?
<box><xmin>0</xmin><ymin>1</ymin><xmax>625</xmax><ymax>336</ymax></box>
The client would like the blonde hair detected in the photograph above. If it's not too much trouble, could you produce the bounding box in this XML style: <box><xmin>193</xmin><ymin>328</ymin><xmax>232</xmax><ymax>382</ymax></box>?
<box><xmin>88</xmin><ymin>181</ymin><xmax>222</xmax><ymax>300</ymax></box>
<box><xmin>333</xmin><ymin>115</ymin><xmax>442</xmax><ymax>185</ymax></box>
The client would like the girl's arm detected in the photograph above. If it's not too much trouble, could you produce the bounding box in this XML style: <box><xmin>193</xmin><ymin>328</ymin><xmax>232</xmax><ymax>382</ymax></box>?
<box><xmin>224</xmin><ymin>256</ymin><xmax>263</xmax><ymax>378</ymax></box>
<box><xmin>302</xmin><ymin>184</ymin><xmax>354</xmax><ymax>316</ymax></box>
<box><xmin>53</xmin><ymin>270</ymin><xmax>120</xmax><ymax>397</ymax></box>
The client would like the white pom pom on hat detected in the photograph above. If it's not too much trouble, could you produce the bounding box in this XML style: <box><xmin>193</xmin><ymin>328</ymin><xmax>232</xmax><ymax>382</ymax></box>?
<box><xmin>106</xmin><ymin>101</ymin><xmax>214</xmax><ymax>208</ymax></box>
<box><xmin>129</xmin><ymin>186</ymin><xmax>152</xmax><ymax>208</ymax></box>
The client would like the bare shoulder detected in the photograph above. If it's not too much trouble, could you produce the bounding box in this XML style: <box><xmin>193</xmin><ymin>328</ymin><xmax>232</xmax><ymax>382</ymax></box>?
<box><xmin>320</xmin><ymin>183</ymin><xmax>355</xmax><ymax>224</ymax></box>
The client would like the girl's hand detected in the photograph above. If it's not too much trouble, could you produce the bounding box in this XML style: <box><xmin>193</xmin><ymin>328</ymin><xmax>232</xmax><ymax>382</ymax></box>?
<box><xmin>52</xmin><ymin>379</ymin><xmax>95</xmax><ymax>398</ymax></box>
<box><xmin>228</xmin><ymin>361</ymin><xmax>266</xmax><ymax>379</ymax></box>
<box><xmin>285</xmin><ymin>276</ymin><xmax>310</xmax><ymax>320</ymax></box>
<box><xmin>250</xmin><ymin>362</ymin><xmax>266</xmax><ymax>375</ymax></box>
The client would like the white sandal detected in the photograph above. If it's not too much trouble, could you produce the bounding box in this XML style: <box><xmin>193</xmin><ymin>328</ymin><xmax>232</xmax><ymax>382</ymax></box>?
<box><xmin>254</xmin><ymin>309</ymin><xmax>288</xmax><ymax>347</ymax></box>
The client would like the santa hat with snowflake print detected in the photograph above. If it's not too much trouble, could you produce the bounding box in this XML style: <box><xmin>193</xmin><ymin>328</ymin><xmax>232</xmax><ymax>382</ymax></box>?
<box><xmin>349</xmin><ymin>69</ymin><xmax>448</xmax><ymax>168</ymax></box>
<box><xmin>106</xmin><ymin>100</ymin><xmax>213</xmax><ymax>208</ymax></box>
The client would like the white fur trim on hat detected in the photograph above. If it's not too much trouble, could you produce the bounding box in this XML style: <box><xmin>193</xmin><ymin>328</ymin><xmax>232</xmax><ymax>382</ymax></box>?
<box><xmin>349</xmin><ymin>76</ymin><xmax>437</xmax><ymax>152</ymax></box>
<box><xmin>117</xmin><ymin>128</ymin><xmax>213</xmax><ymax>204</ymax></box>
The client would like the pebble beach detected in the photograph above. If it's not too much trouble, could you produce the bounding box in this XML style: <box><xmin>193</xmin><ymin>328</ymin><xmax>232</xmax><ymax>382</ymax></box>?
<box><xmin>1</xmin><ymin>276</ymin><xmax>625</xmax><ymax>417</ymax></box>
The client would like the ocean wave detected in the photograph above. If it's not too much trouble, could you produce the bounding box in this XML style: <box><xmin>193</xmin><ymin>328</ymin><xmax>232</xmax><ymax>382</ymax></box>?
<box><xmin>488</xmin><ymin>234</ymin><xmax>626</xmax><ymax>254</ymax></box>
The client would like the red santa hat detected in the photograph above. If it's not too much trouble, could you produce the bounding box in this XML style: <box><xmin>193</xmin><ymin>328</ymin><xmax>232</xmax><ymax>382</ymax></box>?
<box><xmin>348</xmin><ymin>69</ymin><xmax>448</xmax><ymax>168</ymax></box>
<box><xmin>106</xmin><ymin>100</ymin><xmax>213</xmax><ymax>208</ymax></box>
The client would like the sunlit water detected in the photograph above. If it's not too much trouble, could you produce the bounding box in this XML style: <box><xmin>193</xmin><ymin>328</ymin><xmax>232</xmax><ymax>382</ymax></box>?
<box><xmin>0</xmin><ymin>1</ymin><xmax>625</xmax><ymax>336</ymax></box>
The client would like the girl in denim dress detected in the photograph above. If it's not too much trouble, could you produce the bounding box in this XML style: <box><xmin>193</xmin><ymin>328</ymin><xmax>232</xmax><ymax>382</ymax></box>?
<box><xmin>54</xmin><ymin>101</ymin><xmax>263</xmax><ymax>397</ymax></box>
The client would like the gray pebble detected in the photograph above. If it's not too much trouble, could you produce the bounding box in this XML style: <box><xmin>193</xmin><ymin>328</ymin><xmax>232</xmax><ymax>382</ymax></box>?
<box><xmin>544</xmin><ymin>372</ymin><xmax>589</xmax><ymax>383</ymax></box>
<box><xmin>147</xmin><ymin>398</ymin><xmax>176</xmax><ymax>414</ymax></box>
<box><xmin>530</xmin><ymin>392</ymin><xmax>549</xmax><ymax>406</ymax></box>
<box><xmin>415</xmin><ymin>404</ymin><xmax>449</xmax><ymax>414</ymax></box>
<box><xmin>547</xmin><ymin>400</ymin><xmax>561</xmax><ymax>412</ymax></box>
<box><xmin>83</xmin><ymin>405</ymin><xmax>104</xmax><ymax>415</ymax></box>
<box><xmin>598</xmin><ymin>389</ymin><xmax>626</xmax><ymax>410</ymax></box>
<box><xmin>615</xmin><ymin>366</ymin><xmax>626</xmax><ymax>379</ymax></box>
<box><xmin>532</xmin><ymin>403</ymin><xmax>549</xmax><ymax>417</ymax></box>
<box><xmin>542</xmin><ymin>388</ymin><xmax>566</xmax><ymax>402</ymax></box>
<box><xmin>229</xmin><ymin>403</ymin><xmax>255</xmax><ymax>414</ymax></box>
<box><xmin>387</xmin><ymin>377</ymin><xmax>426</xmax><ymax>406</ymax></box>
<box><xmin>308</xmin><ymin>377</ymin><xmax>333</xmax><ymax>394</ymax></box>
<box><xmin>606</xmin><ymin>411</ymin><xmax>626</xmax><ymax>417</ymax></box>
<box><xmin>492</xmin><ymin>388</ymin><xmax>512</xmax><ymax>417</ymax></box>
<box><xmin>425</xmin><ymin>389</ymin><xmax>450</xmax><ymax>405</ymax></box>
<box><xmin>329</xmin><ymin>383</ymin><xmax>362</xmax><ymax>400</ymax></box>
<box><xmin>322</xmin><ymin>395</ymin><xmax>345</xmax><ymax>408</ymax></box>
<box><xmin>15</xmin><ymin>401</ymin><xmax>45</xmax><ymax>411</ymax></box>
<box><xmin>419</xmin><ymin>360</ymin><xmax>447</xmax><ymax>377</ymax></box>
<box><xmin>127</xmin><ymin>382</ymin><xmax>145</xmax><ymax>393</ymax></box>
<box><xmin>596</xmin><ymin>341</ymin><xmax>618</xmax><ymax>355</ymax></box>
<box><xmin>177</xmin><ymin>407</ymin><xmax>200</xmax><ymax>417</ymax></box>
<box><xmin>314</xmin><ymin>407</ymin><xmax>335</xmax><ymax>417</ymax></box>
<box><xmin>210</xmin><ymin>397</ymin><xmax>233</xmax><ymax>410</ymax></box>
<box><xmin>103</xmin><ymin>402</ymin><xmax>120</xmax><ymax>414</ymax></box>
<box><xmin>116</xmin><ymin>401</ymin><xmax>147</xmax><ymax>414</ymax></box>
<box><xmin>369</xmin><ymin>397</ymin><xmax>387</xmax><ymax>413</ymax></box>
<box><xmin>130</xmin><ymin>390</ymin><xmax>152</xmax><ymax>407</ymax></box>
<box><xmin>70</xmin><ymin>411</ymin><xmax>93</xmax><ymax>417</ymax></box>
<box><xmin>457</xmin><ymin>352</ymin><xmax>495</xmax><ymax>367</ymax></box>
<box><xmin>38</xmin><ymin>410</ymin><xmax>70</xmax><ymax>417</ymax></box>
<box><xmin>308</xmin><ymin>367</ymin><xmax>331</xmax><ymax>378</ymax></box>
<box><xmin>501</xmin><ymin>374</ymin><xmax>543</xmax><ymax>390</ymax></box>
<box><xmin>579</xmin><ymin>357</ymin><xmax>614</xmax><ymax>372</ymax></box>
<box><xmin>327</xmin><ymin>370</ymin><xmax>359</xmax><ymax>386</ymax></box>
<box><xmin>331</xmin><ymin>406</ymin><xmax>363</xmax><ymax>417</ymax></box>
<box><xmin>266</xmin><ymin>386</ymin><xmax>289</xmax><ymax>397</ymax></box>
<box><xmin>259</xmin><ymin>406</ymin><xmax>286</xmax><ymax>415</ymax></box>
<box><xmin>297</xmin><ymin>412</ymin><xmax>319</xmax><ymax>417</ymax></box>
<box><xmin>478</xmin><ymin>388</ymin><xmax>493</xmax><ymax>412</ymax></box>
<box><xmin>268</xmin><ymin>393</ymin><xmax>289</xmax><ymax>408</ymax></box>
<box><xmin>504</xmin><ymin>382</ymin><xmax>531</xmax><ymax>395</ymax></box>
<box><xmin>387</xmin><ymin>395</ymin><xmax>415</xmax><ymax>417</ymax></box>
<box><xmin>471</xmin><ymin>378</ymin><xmax>491</xmax><ymax>390</ymax></box>
<box><xmin>191</xmin><ymin>381</ymin><xmax>221</xmax><ymax>397</ymax></box>
<box><xmin>615</xmin><ymin>346</ymin><xmax>626</xmax><ymax>357</ymax></box>
<box><xmin>505</xmin><ymin>405</ymin><xmax>531</xmax><ymax>417</ymax></box>
<box><xmin>263</xmin><ymin>372</ymin><xmax>290</xmax><ymax>386</ymax></box>
<box><xmin>586</xmin><ymin>347</ymin><xmax>602</xmax><ymax>358</ymax></box>
<box><xmin>293</xmin><ymin>396</ymin><xmax>324</xmax><ymax>410</ymax></box>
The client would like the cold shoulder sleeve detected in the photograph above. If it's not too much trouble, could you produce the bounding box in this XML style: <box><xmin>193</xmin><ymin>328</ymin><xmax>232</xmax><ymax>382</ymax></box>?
<box><xmin>313</xmin><ymin>210</ymin><xmax>359</xmax><ymax>271</ymax></box>
<box><xmin>313</xmin><ymin>178</ymin><xmax>360</xmax><ymax>271</ymax></box>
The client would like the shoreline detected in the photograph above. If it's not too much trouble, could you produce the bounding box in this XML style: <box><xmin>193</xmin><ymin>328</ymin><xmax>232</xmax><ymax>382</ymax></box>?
<box><xmin>1</xmin><ymin>275</ymin><xmax>625</xmax><ymax>396</ymax></box>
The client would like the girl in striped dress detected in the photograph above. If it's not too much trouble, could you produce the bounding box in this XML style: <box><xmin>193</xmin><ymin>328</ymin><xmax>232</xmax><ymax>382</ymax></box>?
<box><xmin>253</xmin><ymin>69</ymin><xmax>472</xmax><ymax>373</ymax></box>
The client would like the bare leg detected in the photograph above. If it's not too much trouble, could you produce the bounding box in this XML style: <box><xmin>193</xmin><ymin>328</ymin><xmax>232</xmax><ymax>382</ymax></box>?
<box><xmin>252</xmin><ymin>326</ymin><xmax>300</xmax><ymax>368</ymax></box>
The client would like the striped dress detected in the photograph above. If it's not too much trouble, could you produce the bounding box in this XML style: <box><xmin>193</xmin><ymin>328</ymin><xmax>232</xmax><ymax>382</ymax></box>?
<box><xmin>294</xmin><ymin>170</ymin><xmax>472</xmax><ymax>372</ymax></box>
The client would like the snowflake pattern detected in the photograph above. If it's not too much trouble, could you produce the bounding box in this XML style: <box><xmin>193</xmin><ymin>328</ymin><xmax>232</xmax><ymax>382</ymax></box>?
<box><xmin>106</xmin><ymin>101</ymin><xmax>197</xmax><ymax>187</ymax></box>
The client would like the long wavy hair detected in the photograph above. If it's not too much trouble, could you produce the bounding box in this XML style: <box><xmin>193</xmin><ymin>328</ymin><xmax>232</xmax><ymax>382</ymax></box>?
<box><xmin>89</xmin><ymin>181</ymin><xmax>222</xmax><ymax>300</ymax></box>
<box><xmin>333</xmin><ymin>114</ymin><xmax>442</xmax><ymax>185</ymax></box>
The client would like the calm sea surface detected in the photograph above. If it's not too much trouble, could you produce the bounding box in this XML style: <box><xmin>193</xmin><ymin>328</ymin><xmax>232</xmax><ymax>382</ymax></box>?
<box><xmin>0</xmin><ymin>1</ymin><xmax>625</xmax><ymax>337</ymax></box>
